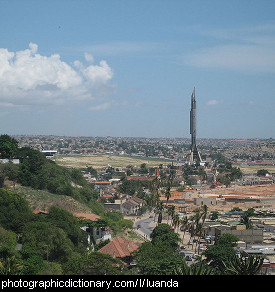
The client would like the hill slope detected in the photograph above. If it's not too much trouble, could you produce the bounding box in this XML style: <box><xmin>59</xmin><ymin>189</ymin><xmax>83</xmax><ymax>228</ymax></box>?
<box><xmin>8</xmin><ymin>184</ymin><xmax>92</xmax><ymax>214</ymax></box>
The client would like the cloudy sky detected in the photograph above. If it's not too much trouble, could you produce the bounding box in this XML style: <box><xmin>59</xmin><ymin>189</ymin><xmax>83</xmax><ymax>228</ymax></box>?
<box><xmin>0</xmin><ymin>0</ymin><xmax>274</xmax><ymax>138</ymax></box>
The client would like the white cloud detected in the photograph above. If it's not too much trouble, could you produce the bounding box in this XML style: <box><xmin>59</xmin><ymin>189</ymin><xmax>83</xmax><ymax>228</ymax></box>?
<box><xmin>0</xmin><ymin>43</ymin><xmax>114</xmax><ymax>107</ymax></box>
<box><xmin>75</xmin><ymin>41</ymin><xmax>164</xmax><ymax>56</ymax></box>
<box><xmin>185</xmin><ymin>44</ymin><xmax>275</xmax><ymax>73</ymax></box>
<box><xmin>206</xmin><ymin>100</ymin><xmax>223</xmax><ymax>106</ymax></box>
<box><xmin>88</xmin><ymin>102</ymin><xmax>111</xmax><ymax>111</ymax></box>
<box><xmin>183</xmin><ymin>23</ymin><xmax>275</xmax><ymax>73</ymax></box>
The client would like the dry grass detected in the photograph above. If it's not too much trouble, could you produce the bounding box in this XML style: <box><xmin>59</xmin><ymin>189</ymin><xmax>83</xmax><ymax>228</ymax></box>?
<box><xmin>11</xmin><ymin>184</ymin><xmax>91</xmax><ymax>213</ymax></box>
<box><xmin>54</xmin><ymin>154</ymin><xmax>171</xmax><ymax>169</ymax></box>
<box><xmin>239</xmin><ymin>165</ymin><xmax>275</xmax><ymax>174</ymax></box>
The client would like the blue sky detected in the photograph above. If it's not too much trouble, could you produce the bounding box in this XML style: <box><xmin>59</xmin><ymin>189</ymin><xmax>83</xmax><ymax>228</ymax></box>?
<box><xmin>0</xmin><ymin>0</ymin><xmax>274</xmax><ymax>138</ymax></box>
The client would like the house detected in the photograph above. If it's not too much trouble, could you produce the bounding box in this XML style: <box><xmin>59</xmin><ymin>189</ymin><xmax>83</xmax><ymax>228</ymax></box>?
<box><xmin>33</xmin><ymin>209</ymin><xmax>49</xmax><ymax>215</ymax></box>
<box><xmin>98</xmin><ymin>237</ymin><xmax>140</xmax><ymax>265</ymax></box>
<box><xmin>94</xmin><ymin>181</ymin><xmax>111</xmax><ymax>190</ymax></box>
<box><xmin>121</xmin><ymin>196</ymin><xmax>144</xmax><ymax>215</ymax></box>
<box><xmin>74</xmin><ymin>212</ymin><xmax>111</xmax><ymax>246</ymax></box>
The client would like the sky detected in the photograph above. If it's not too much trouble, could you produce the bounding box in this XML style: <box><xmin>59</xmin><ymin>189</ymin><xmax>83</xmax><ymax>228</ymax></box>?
<box><xmin>0</xmin><ymin>0</ymin><xmax>274</xmax><ymax>139</ymax></box>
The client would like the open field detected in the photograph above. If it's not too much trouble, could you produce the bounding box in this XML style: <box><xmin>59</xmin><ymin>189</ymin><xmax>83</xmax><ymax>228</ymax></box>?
<box><xmin>54</xmin><ymin>154</ymin><xmax>172</xmax><ymax>169</ymax></box>
<box><xmin>239</xmin><ymin>165</ymin><xmax>275</xmax><ymax>174</ymax></box>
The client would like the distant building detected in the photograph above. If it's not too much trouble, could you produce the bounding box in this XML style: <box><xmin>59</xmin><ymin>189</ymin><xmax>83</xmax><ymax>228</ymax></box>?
<box><xmin>94</xmin><ymin>181</ymin><xmax>111</xmax><ymax>190</ymax></box>
<box><xmin>41</xmin><ymin>150</ymin><xmax>57</xmax><ymax>158</ymax></box>
<box><xmin>0</xmin><ymin>158</ymin><xmax>20</xmax><ymax>164</ymax></box>
<box><xmin>194</xmin><ymin>197</ymin><xmax>217</xmax><ymax>206</ymax></box>
<box><xmin>205</xmin><ymin>223</ymin><xmax>263</xmax><ymax>244</ymax></box>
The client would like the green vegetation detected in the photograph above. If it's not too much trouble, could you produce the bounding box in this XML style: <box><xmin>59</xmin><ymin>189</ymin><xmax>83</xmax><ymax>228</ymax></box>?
<box><xmin>217</xmin><ymin>161</ymin><xmax>243</xmax><ymax>186</ymax></box>
<box><xmin>0</xmin><ymin>135</ymin><xmax>266</xmax><ymax>275</ymax></box>
<box><xmin>257</xmin><ymin>169</ymin><xmax>270</xmax><ymax>176</ymax></box>
<box><xmin>223</xmin><ymin>252</ymin><xmax>264</xmax><ymax>275</ymax></box>
<box><xmin>0</xmin><ymin>135</ymin><xmax>135</xmax><ymax>275</ymax></box>
<box><xmin>133</xmin><ymin>223</ymin><xmax>184</xmax><ymax>275</ymax></box>
<box><xmin>203</xmin><ymin>233</ymin><xmax>239</xmax><ymax>274</ymax></box>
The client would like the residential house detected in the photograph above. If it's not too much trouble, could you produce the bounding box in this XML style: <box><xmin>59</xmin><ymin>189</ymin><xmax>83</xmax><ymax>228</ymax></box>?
<box><xmin>121</xmin><ymin>196</ymin><xmax>144</xmax><ymax>215</ymax></box>
<box><xmin>98</xmin><ymin>237</ymin><xmax>140</xmax><ymax>266</ymax></box>
<box><xmin>74</xmin><ymin>212</ymin><xmax>111</xmax><ymax>246</ymax></box>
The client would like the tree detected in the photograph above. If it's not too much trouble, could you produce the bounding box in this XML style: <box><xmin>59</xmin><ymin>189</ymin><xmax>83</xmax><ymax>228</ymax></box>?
<box><xmin>167</xmin><ymin>205</ymin><xmax>175</xmax><ymax>225</ymax></box>
<box><xmin>172</xmin><ymin>213</ymin><xmax>181</xmax><ymax>232</ymax></box>
<box><xmin>48</xmin><ymin>206</ymin><xmax>87</xmax><ymax>248</ymax></box>
<box><xmin>240</xmin><ymin>208</ymin><xmax>255</xmax><ymax>230</ymax></box>
<box><xmin>217</xmin><ymin>233</ymin><xmax>239</xmax><ymax>246</ymax></box>
<box><xmin>22</xmin><ymin>222</ymin><xmax>74</xmax><ymax>263</ymax></box>
<box><xmin>174</xmin><ymin>260</ymin><xmax>214</xmax><ymax>275</ymax></box>
<box><xmin>0</xmin><ymin>135</ymin><xmax>19</xmax><ymax>159</ymax></box>
<box><xmin>63</xmin><ymin>252</ymin><xmax>123</xmax><ymax>275</ymax></box>
<box><xmin>203</xmin><ymin>233</ymin><xmax>239</xmax><ymax>274</ymax></box>
<box><xmin>0</xmin><ymin>188</ymin><xmax>34</xmax><ymax>233</ymax></box>
<box><xmin>0</xmin><ymin>256</ymin><xmax>23</xmax><ymax>275</ymax></box>
<box><xmin>210</xmin><ymin>211</ymin><xmax>219</xmax><ymax>220</ymax></box>
<box><xmin>150</xmin><ymin>223</ymin><xmax>181</xmax><ymax>251</ymax></box>
<box><xmin>155</xmin><ymin>201</ymin><xmax>164</xmax><ymax>225</ymax></box>
<box><xmin>134</xmin><ymin>241</ymin><xmax>185</xmax><ymax>275</ymax></box>
<box><xmin>223</xmin><ymin>252</ymin><xmax>264</xmax><ymax>275</ymax></box>
<box><xmin>257</xmin><ymin>169</ymin><xmax>269</xmax><ymax>177</ymax></box>
<box><xmin>180</xmin><ymin>216</ymin><xmax>189</xmax><ymax>241</ymax></box>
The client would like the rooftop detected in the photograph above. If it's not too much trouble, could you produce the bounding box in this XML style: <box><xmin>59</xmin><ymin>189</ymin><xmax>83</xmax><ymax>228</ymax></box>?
<box><xmin>98</xmin><ymin>237</ymin><xmax>140</xmax><ymax>258</ymax></box>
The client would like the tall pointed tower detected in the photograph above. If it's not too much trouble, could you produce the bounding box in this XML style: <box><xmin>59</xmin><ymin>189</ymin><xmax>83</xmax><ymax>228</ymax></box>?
<box><xmin>189</xmin><ymin>87</ymin><xmax>202</xmax><ymax>164</ymax></box>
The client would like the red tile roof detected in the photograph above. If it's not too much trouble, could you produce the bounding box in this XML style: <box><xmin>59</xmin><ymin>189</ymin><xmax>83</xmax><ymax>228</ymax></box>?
<box><xmin>33</xmin><ymin>209</ymin><xmax>48</xmax><ymax>215</ymax></box>
<box><xmin>98</xmin><ymin>237</ymin><xmax>140</xmax><ymax>258</ymax></box>
<box><xmin>95</xmin><ymin>181</ymin><xmax>111</xmax><ymax>184</ymax></box>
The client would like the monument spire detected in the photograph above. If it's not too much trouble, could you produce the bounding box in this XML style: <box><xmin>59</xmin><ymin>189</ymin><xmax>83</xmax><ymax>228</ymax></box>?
<box><xmin>189</xmin><ymin>87</ymin><xmax>201</xmax><ymax>164</ymax></box>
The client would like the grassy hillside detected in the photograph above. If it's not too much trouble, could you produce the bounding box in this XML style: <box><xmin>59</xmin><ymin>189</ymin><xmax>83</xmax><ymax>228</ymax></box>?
<box><xmin>8</xmin><ymin>184</ymin><xmax>92</xmax><ymax>214</ymax></box>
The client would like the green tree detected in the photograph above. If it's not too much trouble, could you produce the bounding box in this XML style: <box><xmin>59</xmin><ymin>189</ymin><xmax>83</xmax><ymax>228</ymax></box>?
<box><xmin>0</xmin><ymin>256</ymin><xmax>23</xmax><ymax>275</ymax></box>
<box><xmin>203</xmin><ymin>233</ymin><xmax>239</xmax><ymax>274</ymax></box>
<box><xmin>22</xmin><ymin>221</ymin><xmax>74</xmax><ymax>263</ymax></box>
<box><xmin>150</xmin><ymin>223</ymin><xmax>181</xmax><ymax>250</ymax></box>
<box><xmin>0</xmin><ymin>226</ymin><xmax>17</xmax><ymax>259</ymax></box>
<box><xmin>48</xmin><ymin>206</ymin><xmax>87</xmax><ymax>248</ymax></box>
<box><xmin>223</xmin><ymin>252</ymin><xmax>264</xmax><ymax>275</ymax></box>
<box><xmin>0</xmin><ymin>188</ymin><xmax>34</xmax><ymax>233</ymax></box>
<box><xmin>240</xmin><ymin>208</ymin><xmax>255</xmax><ymax>229</ymax></box>
<box><xmin>210</xmin><ymin>211</ymin><xmax>219</xmax><ymax>220</ymax></box>
<box><xmin>134</xmin><ymin>240</ymin><xmax>185</xmax><ymax>275</ymax></box>
<box><xmin>257</xmin><ymin>169</ymin><xmax>269</xmax><ymax>176</ymax></box>
<box><xmin>0</xmin><ymin>135</ymin><xmax>19</xmax><ymax>159</ymax></box>
<box><xmin>174</xmin><ymin>260</ymin><xmax>214</xmax><ymax>275</ymax></box>
<box><xmin>63</xmin><ymin>252</ymin><xmax>123</xmax><ymax>275</ymax></box>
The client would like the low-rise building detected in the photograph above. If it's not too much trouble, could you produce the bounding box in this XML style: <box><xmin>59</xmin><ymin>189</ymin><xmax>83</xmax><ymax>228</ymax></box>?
<box><xmin>98</xmin><ymin>237</ymin><xmax>140</xmax><ymax>265</ymax></box>
<box><xmin>121</xmin><ymin>196</ymin><xmax>144</xmax><ymax>215</ymax></box>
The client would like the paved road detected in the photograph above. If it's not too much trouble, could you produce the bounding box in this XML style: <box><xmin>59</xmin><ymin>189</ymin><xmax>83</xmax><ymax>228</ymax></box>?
<box><xmin>134</xmin><ymin>216</ymin><xmax>156</xmax><ymax>239</ymax></box>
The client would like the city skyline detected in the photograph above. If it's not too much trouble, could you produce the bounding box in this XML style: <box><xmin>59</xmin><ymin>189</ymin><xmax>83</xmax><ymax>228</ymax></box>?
<box><xmin>0</xmin><ymin>0</ymin><xmax>274</xmax><ymax>139</ymax></box>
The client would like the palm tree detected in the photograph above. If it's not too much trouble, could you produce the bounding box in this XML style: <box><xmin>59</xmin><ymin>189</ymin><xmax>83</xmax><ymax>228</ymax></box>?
<box><xmin>197</xmin><ymin>205</ymin><xmax>208</xmax><ymax>253</ymax></box>
<box><xmin>240</xmin><ymin>213</ymin><xmax>253</xmax><ymax>230</ymax></box>
<box><xmin>167</xmin><ymin>205</ymin><xmax>176</xmax><ymax>226</ymax></box>
<box><xmin>172</xmin><ymin>213</ymin><xmax>181</xmax><ymax>232</ymax></box>
<box><xmin>164</xmin><ymin>167</ymin><xmax>175</xmax><ymax>206</ymax></box>
<box><xmin>150</xmin><ymin>177</ymin><xmax>161</xmax><ymax>207</ymax></box>
<box><xmin>180</xmin><ymin>216</ymin><xmax>189</xmax><ymax>242</ymax></box>
<box><xmin>0</xmin><ymin>256</ymin><xmax>22</xmax><ymax>275</ymax></box>
<box><xmin>223</xmin><ymin>252</ymin><xmax>264</xmax><ymax>275</ymax></box>
<box><xmin>174</xmin><ymin>260</ymin><xmax>214</xmax><ymax>275</ymax></box>
<box><xmin>201</xmin><ymin>205</ymin><xmax>208</xmax><ymax>225</ymax></box>
<box><xmin>155</xmin><ymin>200</ymin><xmax>164</xmax><ymax>225</ymax></box>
